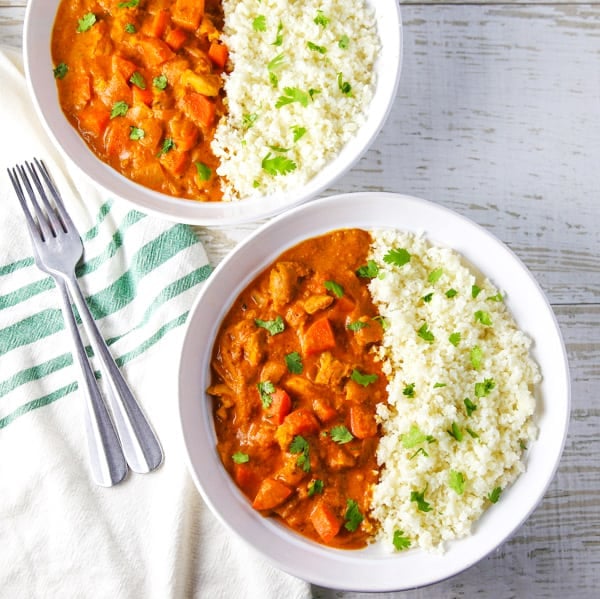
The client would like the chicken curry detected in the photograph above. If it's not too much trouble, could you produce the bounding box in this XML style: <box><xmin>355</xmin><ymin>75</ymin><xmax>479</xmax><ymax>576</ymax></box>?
<box><xmin>51</xmin><ymin>0</ymin><xmax>227</xmax><ymax>200</ymax></box>
<box><xmin>209</xmin><ymin>229</ymin><xmax>388</xmax><ymax>549</ymax></box>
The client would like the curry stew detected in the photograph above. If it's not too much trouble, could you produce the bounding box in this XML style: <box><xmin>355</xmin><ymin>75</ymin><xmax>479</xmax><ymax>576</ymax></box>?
<box><xmin>209</xmin><ymin>230</ymin><xmax>388</xmax><ymax>549</ymax></box>
<box><xmin>51</xmin><ymin>0</ymin><xmax>227</xmax><ymax>200</ymax></box>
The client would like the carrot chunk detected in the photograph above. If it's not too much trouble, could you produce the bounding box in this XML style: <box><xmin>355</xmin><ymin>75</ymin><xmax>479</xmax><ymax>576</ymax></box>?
<box><xmin>112</xmin><ymin>55</ymin><xmax>139</xmax><ymax>81</ymax></box>
<box><xmin>266</xmin><ymin>388</ymin><xmax>292</xmax><ymax>425</ymax></box>
<box><xmin>172</xmin><ymin>0</ymin><xmax>205</xmax><ymax>31</ymax></box>
<box><xmin>136</xmin><ymin>37</ymin><xmax>175</xmax><ymax>67</ymax></box>
<box><xmin>252</xmin><ymin>478</ymin><xmax>292</xmax><ymax>511</ymax></box>
<box><xmin>282</xmin><ymin>409</ymin><xmax>320</xmax><ymax>437</ymax></box>
<box><xmin>147</xmin><ymin>9</ymin><xmax>169</xmax><ymax>38</ymax></box>
<box><xmin>159</xmin><ymin>149</ymin><xmax>189</xmax><ymax>175</ymax></box>
<box><xmin>132</xmin><ymin>85</ymin><xmax>153</xmax><ymax>106</ymax></box>
<box><xmin>165</xmin><ymin>28</ymin><xmax>188</xmax><ymax>51</ymax></box>
<box><xmin>302</xmin><ymin>317</ymin><xmax>336</xmax><ymax>356</ymax></box>
<box><xmin>310</xmin><ymin>501</ymin><xmax>342</xmax><ymax>543</ymax></box>
<box><xmin>233</xmin><ymin>462</ymin><xmax>260</xmax><ymax>496</ymax></box>
<box><xmin>208</xmin><ymin>41</ymin><xmax>228</xmax><ymax>68</ymax></box>
<box><xmin>181</xmin><ymin>92</ymin><xmax>216</xmax><ymax>129</ymax></box>
<box><xmin>77</xmin><ymin>105</ymin><xmax>110</xmax><ymax>138</ymax></box>
<box><xmin>349</xmin><ymin>404</ymin><xmax>377</xmax><ymax>439</ymax></box>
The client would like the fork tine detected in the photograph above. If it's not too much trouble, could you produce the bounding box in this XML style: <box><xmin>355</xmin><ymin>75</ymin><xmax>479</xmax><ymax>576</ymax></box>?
<box><xmin>34</xmin><ymin>158</ymin><xmax>76</xmax><ymax>233</ymax></box>
<box><xmin>26</xmin><ymin>161</ymin><xmax>66</xmax><ymax>236</ymax></box>
<box><xmin>14</xmin><ymin>164</ymin><xmax>54</xmax><ymax>242</ymax></box>
<box><xmin>6</xmin><ymin>167</ymin><xmax>41</xmax><ymax>240</ymax></box>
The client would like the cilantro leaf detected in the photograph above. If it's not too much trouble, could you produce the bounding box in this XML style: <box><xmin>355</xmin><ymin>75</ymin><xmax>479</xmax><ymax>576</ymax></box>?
<box><xmin>255</xmin><ymin>315</ymin><xmax>285</xmax><ymax>335</ymax></box>
<box><xmin>383</xmin><ymin>247</ymin><xmax>411</xmax><ymax>267</ymax></box>
<box><xmin>118</xmin><ymin>0</ymin><xmax>140</xmax><ymax>7</ymax></box>
<box><xmin>393</xmin><ymin>530</ymin><xmax>411</xmax><ymax>551</ymax></box>
<box><xmin>417</xmin><ymin>323</ymin><xmax>435</xmax><ymax>343</ymax></box>
<box><xmin>344</xmin><ymin>499</ymin><xmax>363</xmax><ymax>531</ymax></box>
<box><xmin>324</xmin><ymin>280</ymin><xmax>344</xmax><ymax>297</ymax></box>
<box><xmin>53</xmin><ymin>62</ymin><xmax>68</xmax><ymax>79</ymax></box>
<box><xmin>474</xmin><ymin>310</ymin><xmax>493</xmax><ymax>326</ymax></box>
<box><xmin>402</xmin><ymin>383</ymin><xmax>415</xmax><ymax>398</ymax></box>
<box><xmin>153</xmin><ymin>74</ymin><xmax>168</xmax><ymax>90</ymax></box>
<box><xmin>307</xmin><ymin>479</ymin><xmax>324</xmax><ymax>497</ymax></box>
<box><xmin>257</xmin><ymin>380</ymin><xmax>275</xmax><ymax>408</ymax></box>
<box><xmin>307</xmin><ymin>41</ymin><xmax>327</xmax><ymax>54</ymax></box>
<box><xmin>285</xmin><ymin>351</ymin><xmax>303</xmax><ymax>374</ymax></box>
<box><xmin>267</xmin><ymin>52</ymin><xmax>286</xmax><ymax>73</ymax></box>
<box><xmin>77</xmin><ymin>13</ymin><xmax>96</xmax><ymax>33</ymax></box>
<box><xmin>401</xmin><ymin>425</ymin><xmax>435</xmax><ymax>449</ymax></box>
<box><xmin>232</xmin><ymin>451</ymin><xmax>249</xmax><ymax>464</ymax></box>
<box><xmin>409</xmin><ymin>447</ymin><xmax>429</xmax><ymax>459</ymax></box>
<box><xmin>447</xmin><ymin>422</ymin><xmax>463</xmax><ymax>441</ymax></box>
<box><xmin>472</xmin><ymin>284</ymin><xmax>482</xmax><ymax>298</ymax></box>
<box><xmin>487</xmin><ymin>292</ymin><xmax>503</xmax><ymax>302</ymax></box>
<box><xmin>464</xmin><ymin>397</ymin><xmax>478</xmax><ymax>417</ymax></box>
<box><xmin>314</xmin><ymin>10</ymin><xmax>329</xmax><ymax>27</ymax></box>
<box><xmin>124</xmin><ymin>22</ymin><xmax>136</xmax><ymax>33</ymax></box>
<box><xmin>470</xmin><ymin>345</ymin><xmax>483</xmax><ymax>370</ymax></box>
<box><xmin>350</xmin><ymin>369</ymin><xmax>378</xmax><ymax>387</ymax></box>
<box><xmin>373</xmin><ymin>315</ymin><xmax>390</xmax><ymax>330</ymax></box>
<box><xmin>356</xmin><ymin>260</ymin><xmax>379</xmax><ymax>278</ymax></box>
<box><xmin>428</xmin><ymin>268</ymin><xmax>443</xmax><ymax>283</ymax></box>
<box><xmin>433</xmin><ymin>382</ymin><xmax>446</xmax><ymax>388</ymax></box>
<box><xmin>337</xmin><ymin>72</ymin><xmax>352</xmax><ymax>95</ymax></box>
<box><xmin>338</xmin><ymin>34</ymin><xmax>350</xmax><ymax>49</ymax></box>
<box><xmin>243</xmin><ymin>113</ymin><xmax>259</xmax><ymax>129</ymax></box>
<box><xmin>291</xmin><ymin>125</ymin><xmax>306</xmax><ymax>142</ymax></box>
<box><xmin>347</xmin><ymin>320</ymin><xmax>369</xmax><ymax>332</ymax></box>
<box><xmin>261</xmin><ymin>153</ymin><xmax>297</xmax><ymax>176</ymax></box>
<box><xmin>475</xmin><ymin>378</ymin><xmax>495</xmax><ymax>398</ymax></box>
<box><xmin>110</xmin><ymin>101</ymin><xmax>129</xmax><ymax>119</ymax></box>
<box><xmin>488</xmin><ymin>486</ymin><xmax>502</xmax><ymax>503</ymax></box>
<box><xmin>157</xmin><ymin>138</ymin><xmax>175</xmax><ymax>157</ymax></box>
<box><xmin>195</xmin><ymin>161</ymin><xmax>212</xmax><ymax>181</ymax></box>
<box><xmin>129</xmin><ymin>126</ymin><xmax>145</xmax><ymax>140</ymax></box>
<box><xmin>449</xmin><ymin>470</ymin><xmax>466</xmax><ymax>495</ymax></box>
<box><xmin>410</xmin><ymin>488</ymin><xmax>432</xmax><ymax>512</ymax></box>
<box><xmin>422</xmin><ymin>292</ymin><xmax>433</xmax><ymax>303</ymax></box>
<box><xmin>129</xmin><ymin>71</ymin><xmax>146</xmax><ymax>90</ymax></box>
<box><xmin>445</xmin><ymin>288</ymin><xmax>458</xmax><ymax>298</ymax></box>
<box><xmin>272</xmin><ymin>21</ymin><xmax>283</xmax><ymax>46</ymax></box>
<box><xmin>289</xmin><ymin>435</ymin><xmax>311</xmax><ymax>472</ymax></box>
<box><xmin>466</xmin><ymin>427</ymin><xmax>479</xmax><ymax>438</ymax></box>
<box><xmin>330</xmin><ymin>425</ymin><xmax>353</xmax><ymax>444</ymax></box>
<box><xmin>276</xmin><ymin>87</ymin><xmax>310</xmax><ymax>108</ymax></box>
<box><xmin>252</xmin><ymin>15</ymin><xmax>266</xmax><ymax>32</ymax></box>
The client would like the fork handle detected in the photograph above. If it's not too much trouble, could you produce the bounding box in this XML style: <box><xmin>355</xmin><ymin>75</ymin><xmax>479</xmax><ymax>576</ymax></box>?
<box><xmin>63</xmin><ymin>274</ymin><xmax>164</xmax><ymax>474</ymax></box>
<box><xmin>56</xmin><ymin>279</ymin><xmax>128</xmax><ymax>487</ymax></box>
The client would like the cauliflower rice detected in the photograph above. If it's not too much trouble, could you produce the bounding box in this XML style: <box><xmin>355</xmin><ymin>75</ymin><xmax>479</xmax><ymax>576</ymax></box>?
<box><xmin>367</xmin><ymin>229</ymin><xmax>540</xmax><ymax>552</ymax></box>
<box><xmin>212</xmin><ymin>0</ymin><xmax>380</xmax><ymax>201</ymax></box>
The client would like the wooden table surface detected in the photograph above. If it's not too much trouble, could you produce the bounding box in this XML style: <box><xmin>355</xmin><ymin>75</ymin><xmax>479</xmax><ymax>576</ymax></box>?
<box><xmin>2</xmin><ymin>1</ymin><xmax>598</xmax><ymax>597</ymax></box>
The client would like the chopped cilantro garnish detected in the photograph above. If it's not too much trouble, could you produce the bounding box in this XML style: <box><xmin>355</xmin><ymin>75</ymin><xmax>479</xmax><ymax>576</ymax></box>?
<box><xmin>129</xmin><ymin>126</ymin><xmax>145</xmax><ymax>140</ymax></box>
<box><xmin>153</xmin><ymin>74</ymin><xmax>168</xmax><ymax>90</ymax></box>
<box><xmin>449</xmin><ymin>470</ymin><xmax>466</xmax><ymax>495</ymax></box>
<box><xmin>475</xmin><ymin>378</ymin><xmax>495</xmax><ymax>397</ymax></box>
<box><xmin>338</xmin><ymin>34</ymin><xmax>350</xmax><ymax>49</ymax></box>
<box><xmin>276</xmin><ymin>86</ymin><xmax>310</xmax><ymax>108</ymax></box>
<box><xmin>448</xmin><ymin>332</ymin><xmax>461</xmax><ymax>347</ymax></box>
<box><xmin>344</xmin><ymin>499</ymin><xmax>363</xmax><ymax>531</ymax></box>
<box><xmin>520</xmin><ymin>440</ymin><xmax>528</xmax><ymax>450</ymax></box>
<box><xmin>337</xmin><ymin>72</ymin><xmax>352</xmax><ymax>95</ymax></box>
<box><xmin>487</xmin><ymin>292</ymin><xmax>503</xmax><ymax>302</ymax></box>
<box><xmin>474</xmin><ymin>310</ymin><xmax>493</xmax><ymax>326</ymax></box>
<box><xmin>254</xmin><ymin>315</ymin><xmax>285</xmax><ymax>335</ymax></box>
<box><xmin>402</xmin><ymin>383</ymin><xmax>415</xmax><ymax>398</ymax></box>
<box><xmin>272</xmin><ymin>21</ymin><xmax>283</xmax><ymax>46</ymax></box>
<box><xmin>324</xmin><ymin>280</ymin><xmax>344</xmax><ymax>297</ymax></box>
<box><xmin>464</xmin><ymin>397</ymin><xmax>478</xmax><ymax>417</ymax></box>
<box><xmin>257</xmin><ymin>380</ymin><xmax>275</xmax><ymax>408</ymax></box>
<box><xmin>472</xmin><ymin>284</ymin><xmax>482</xmax><ymax>298</ymax></box>
<box><xmin>410</xmin><ymin>488</ymin><xmax>432</xmax><ymax>512</ymax></box>
<box><xmin>393</xmin><ymin>530</ymin><xmax>411</xmax><ymax>551</ymax></box>
<box><xmin>488</xmin><ymin>486</ymin><xmax>502</xmax><ymax>503</ymax></box>
<box><xmin>124</xmin><ymin>23</ymin><xmax>136</xmax><ymax>33</ymax></box>
<box><xmin>401</xmin><ymin>425</ymin><xmax>435</xmax><ymax>449</ymax></box>
<box><xmin>291</xmin><ymin>125</ymin><xmax>306</xmax><ymax>142</ymax></box>
<box><xmin>129</xmin><ymin>71</ymin><xmax>146</xmax><ymax>89</ymax></box>
<box><xmin>307</xmin><ymin>41</ymin><xmax>327</xmax><ymax>54</ymax></box>
<box><xmin>77</xmin><ymin>13</ymin><xmax>96</xmax><ymax>33</ymax></box>
<box><xmin>470</xmin><ymin>345</ymin><xmax>483</xmax><ymax>370</ymax></box>
<box><xmin>53</xmin><ymin>62</ymin><xmax>68</xmax><ymax>79</ymax></box>
<box><xmin>330</xmin><ymin>425</ymin><xmax>353</xmax><ymax>444</ymax></box>
<box><xmin>445</xmin><ymin>288</ymin><xmax>458</xmax><ymax>298</ymax></box>
<box><xmin>422</xmin><ymin>292</ymin><xmax>434</xmax><ymax>303</ymax></box>
<box><xmin>409</xmin><ymin>447</ymin><xmax>429</xmax><ymax>459</ymax></box>
<box><xmin>157</xmin><ymin>138</ymin><xmax>175</xmax><ymax>157</ymax></box>
<box><xmin>252</xmin><ymin>15</ymin><xmax>266</xmax><ymax>32</ymax></box>
<box><xmin>232</xmin><ymin>451</ymin><xmax>249</xmax><ymax>464</ymax></box>
<box><xmin>267</xmin><ymin>52</ymin><xmax>286</xmax><ymax>73</ymax></box>
<box><xmin>466</xmin><ymin>427</ymin><xmax>479</xmax><ymax>438</ymax></box>
<box><xmin>383</xmin><ymin>247</ymin><xmax>411</xmax><ymax>267</ymax></box>
<box><xmin>285</xmin><ymin>351</ymin><xmax>303</xmax><ymax>374</ymax></box>
<box><xmin>290</xmin><ymin>435</ymin><xmax>311</xmax><ymax>472</ymax></box>
<box><xmin>195</xmin><ymin>162</ymin><xmax>212</xmax><ymax>181</ymax></box>
<box><xmin>118</xmin><ymin>0</ymin><xmax>139</xmax><ymax>7</ymax></box>
<box><xmin>307</xmin><ymin>479</ymin><xmax>324</xmax><ymax>497</ymax></box>
<box><xmin>373</xmin><ymin>315</ymin><xmax>390</xmax><ymax>330</ymax></box>
<box><xmin>433</xmin><ymin>382</ymin><xmax>446</xmax><ymax>388</ymax></box>
<box><xmin>243</xmin><ymin>113</ymin><xmax>258</xmax><ymax>129</ymax></box>
<box><xmin>356</xmin><ymin>260</ymin><xmax>379</xmax><ymax>278</ymax></box>
<box><xmin>350</xmin><ymin>369</ymin><xmax>378</xmax><ymax>387</ymax></box>
<box><xmin>308</xmin><ymin>88</ymin><xmax>321</xmax><ymax>100</ymax></box>
<box><xmin>428</xmin><ymin>268</ymin><xmax>443</xmax><ymax>283</ymax></box>
<box><xmin>447</xmin><ymin>422</ymin><xmax>463</xmax><ymax>441</ymax></box>
<box><xmin>347</xmin><ymin>320</ymin><xmax>369</xmax><ymax>332</ymax></box>
<box><xmin>314</xmin><ymin>10</ymin><xmax>329</xmax><ymax>27</ymax></box>
<box><xmin>261</xmin><ymin>153</ymin><xmax>297</xmax><ymax>176</ymax></box>
<box><xmin>417</xmin><ymin>323</ymin><xmax>435</xmax><ymax>343</ymax></box>
<box><xmin>110</xmin><ymin>101</ymin><xmax>129</xmax><ymax>119</ymax></box>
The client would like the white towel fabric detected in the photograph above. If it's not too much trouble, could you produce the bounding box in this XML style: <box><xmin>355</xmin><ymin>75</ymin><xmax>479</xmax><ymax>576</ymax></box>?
<box><xmin>0</xmin><ymin>47</ymin><xmax>311</xmax><ymax>599</ymax></box>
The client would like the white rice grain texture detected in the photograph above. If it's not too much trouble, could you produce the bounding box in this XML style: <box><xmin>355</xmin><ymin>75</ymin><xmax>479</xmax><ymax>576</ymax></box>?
<box><xmin>368</xmin><ymin>229</ymin><xmax>540</xmax><ymax>552</ymax></box>
<box><xmin>212</xmin><ymin>0</ymin><xmax>380</xmax><ymax>200</ymax></box>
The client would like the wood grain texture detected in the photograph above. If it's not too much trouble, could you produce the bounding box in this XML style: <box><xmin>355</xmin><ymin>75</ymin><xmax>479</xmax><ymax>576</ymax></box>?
<box><xmin>1</xmin><ymin>1</ymin><xmax>598</xmax><ymax>597</ymax></box>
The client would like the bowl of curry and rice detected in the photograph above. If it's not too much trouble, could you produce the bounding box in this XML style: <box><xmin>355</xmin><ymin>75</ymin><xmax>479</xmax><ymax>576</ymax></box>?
<box><xmin>177</xmin><ymin>192</ymin><xmax>570</xmax><ymax>591</ymax></box>
<box><xmin>24</xmin><ymin>0</ymin><xmax>402</xmax><ymax>224</ymax></box>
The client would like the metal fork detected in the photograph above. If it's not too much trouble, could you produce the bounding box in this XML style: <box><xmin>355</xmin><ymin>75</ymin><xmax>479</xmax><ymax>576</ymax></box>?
<box><xmin>8</xmin><ymin>159</ymin><xmax>163</xmax><ymax>480</ymax></box>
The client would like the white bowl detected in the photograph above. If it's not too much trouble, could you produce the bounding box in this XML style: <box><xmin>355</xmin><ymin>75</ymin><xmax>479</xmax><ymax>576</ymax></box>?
<box><xmin>178</xmin><ymin>192</ymin><xmax>570</xmax><ymax>592</ymax></box>
<box><xmin>23</xmin><ymin>1</ymin><xmax>402</xmax><ymax>225</ymax></box>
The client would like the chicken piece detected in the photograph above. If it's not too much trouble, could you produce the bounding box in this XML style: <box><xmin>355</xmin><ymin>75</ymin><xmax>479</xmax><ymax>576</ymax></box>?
<box><xmin>313</xmin><ymin>352</ymin><xmax>350</xmax><ymax>387</ymax></box>
<box><xmin>303</xmin><ymin>294</ymin><xmax>334</xmax><ymax>315</ymax></box>
<box><xmin>206</xmin><ymin>383</ymin><xmax>234</xmax><ymax>420</ymax></box>
<box><xmin>274</xmin><ymin>454</ymin><xmax>309</xmax><ymax>487</ymax></box>
<box><xmin>260</xmin><ymin>360</ymin><xmax>287</xmax><ymax>385</ymax></box>
<box><xmin>352</xmin><ymin>317</ymin><xmax>384</xmax><ymax>347</ymax></box>
<box><xmin>269</xmin><ymin>261</ymin><xmax>306</xmax><ymax>309</ymax></box>
<box><xmin>325</xmin><ymin>443</ymin><xmax>356</xmax><ymax>471</ymax></box>
<box><xmin>345</xmin><ymin>379</ymin><xmax>370</xmax><ymax>404</ymax></box>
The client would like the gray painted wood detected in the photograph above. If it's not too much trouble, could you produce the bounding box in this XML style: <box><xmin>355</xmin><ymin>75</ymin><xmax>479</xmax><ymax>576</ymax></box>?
<box><xmin>2</xmin><ymin>2</ymin><xmax>598</xmax><ymax>597</ymax></box>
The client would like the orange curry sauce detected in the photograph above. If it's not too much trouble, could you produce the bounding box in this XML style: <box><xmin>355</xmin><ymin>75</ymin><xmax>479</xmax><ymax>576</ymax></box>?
<box><xmin>51</xmin><ymin>0</ymin><xmax>227</xmax><ymax>200</ymax></box>
<box><xmin>209</xmin><ymin>230</ymin><xmax>389</xmax><ymax>549</ymax></box>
